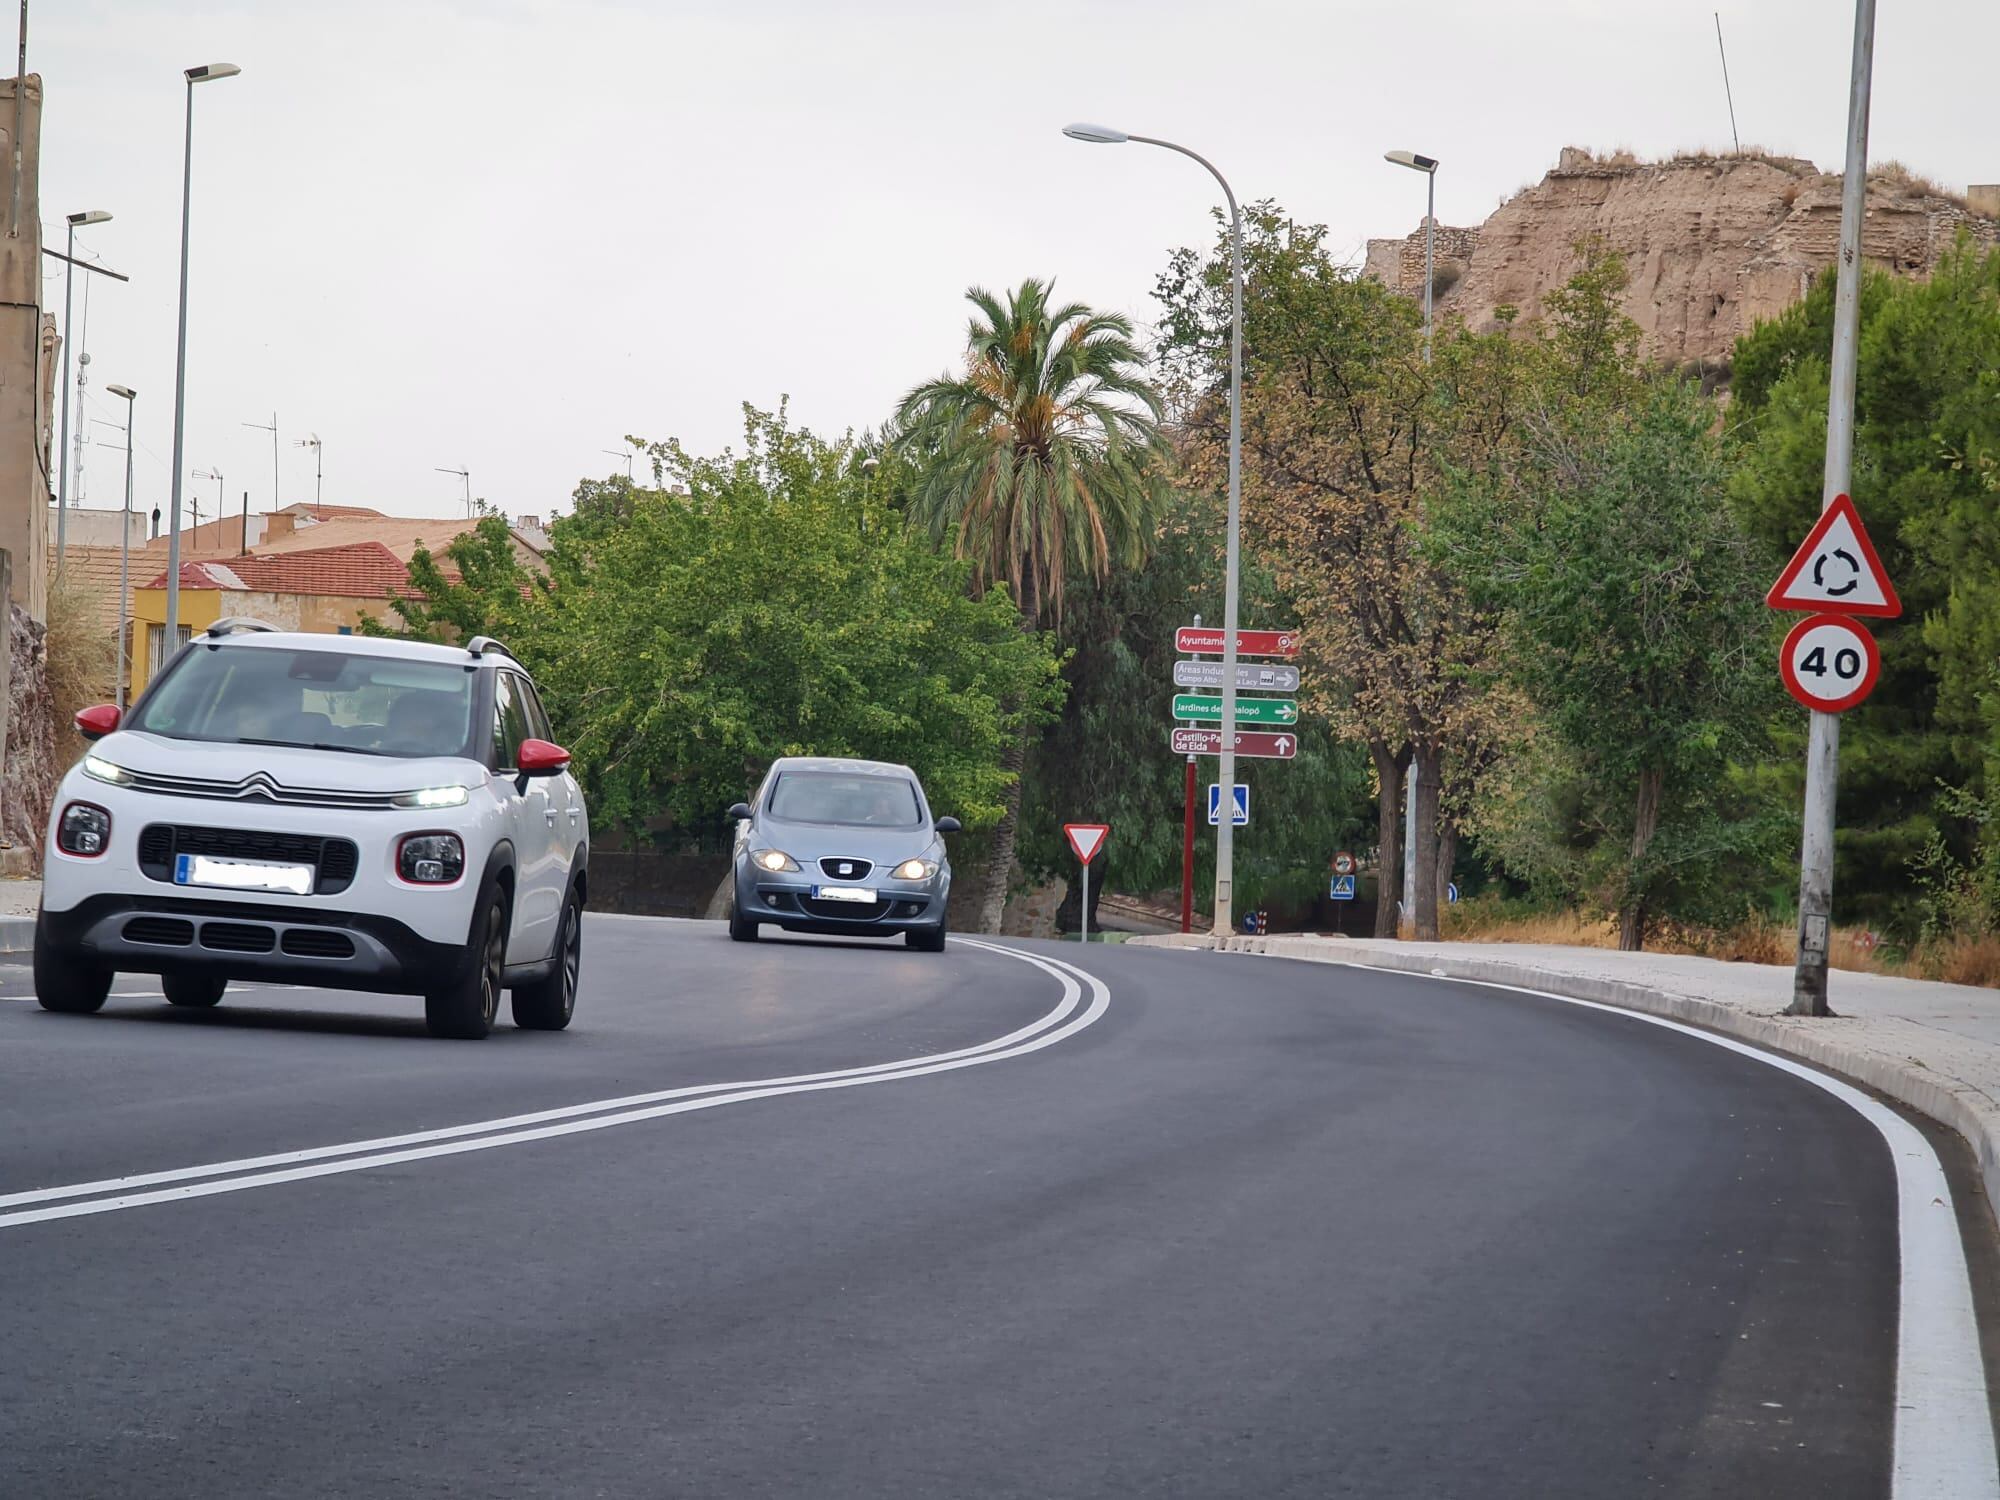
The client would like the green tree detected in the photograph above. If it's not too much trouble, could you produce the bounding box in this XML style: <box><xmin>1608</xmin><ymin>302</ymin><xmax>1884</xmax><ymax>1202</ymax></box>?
<box><xmin>1730</xmin><ymin>238</ymin><xmax>2000</xmax><ymax>931</ymax></box>
<box><xmin>363</xmin><ymin>513</ymin><xmax>533</xmax><ymax>644</ymax></box>
<box><xmin>1434</xmin><ymin>378</ymin><xmax>1782</xmax><ymax>947</ymax></box>
<box><xmin>895</xmin><ymin>278</ymin><xmax>1169</xmax><ymax>929</ymax></box>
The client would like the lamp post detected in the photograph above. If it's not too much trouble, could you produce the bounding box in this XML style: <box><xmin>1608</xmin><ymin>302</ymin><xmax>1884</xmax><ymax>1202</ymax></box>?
<box><xmin>1065</xmin><ymin>121</ymin><xmax>1244</xmax><ymax>936</ymax></box>
<box><xmin>294</xmin><ymin>432</ymin><xmax>322</xmax><ymax>514</ymax></box>
<box><xmin>106</xmin><ymin>383</ymin><xmax>136</xmax><ymax>709</ymax></box>
<box><xmin>1386</xmin><ymin>148</ymin><xmax>1439</xmax><ymax>930</ymax></box>
<box><xmin>1384</xmin><ymin>150</ymin><xmax>1438</xmax><ymax>363</ymax></box>
<box><xmin>165</xmin><ymin>61</ymin><xmax>242</xmax><ymax>651</ymax></box>
<box><xmin>54</xmin><ymin>209</ymin><xmax>112</xmax><ymax>576</ymax></box>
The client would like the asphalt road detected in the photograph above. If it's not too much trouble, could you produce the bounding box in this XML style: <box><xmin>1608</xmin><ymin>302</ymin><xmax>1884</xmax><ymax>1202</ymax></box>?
<box><xmin>0</xmin><ymin>916</ymin><xmax>1914</xmax><ymax>1497</ymax></box>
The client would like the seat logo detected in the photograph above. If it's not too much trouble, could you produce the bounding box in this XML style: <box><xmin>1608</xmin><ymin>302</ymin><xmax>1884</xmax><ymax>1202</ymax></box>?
<box><xmin>836</xmin><ymin>862</ymin><xmax>855</xmax><ymax>876</ymax></box>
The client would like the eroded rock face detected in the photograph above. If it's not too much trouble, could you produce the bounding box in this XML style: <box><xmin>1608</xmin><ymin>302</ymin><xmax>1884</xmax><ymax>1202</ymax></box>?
<box><xmin>1365</xmin><ymin>151</ymin><xmax>2000</xmax><ymax>368</ymax></box>
<box><xmin>4</xmin><ymin>602</ymin><xmax>57</xmax><ymax>865</ymax></box>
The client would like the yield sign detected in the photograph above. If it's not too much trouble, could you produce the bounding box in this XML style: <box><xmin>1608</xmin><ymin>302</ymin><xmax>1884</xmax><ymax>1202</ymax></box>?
<box><xmin>1766</xmin><ymin>493</ymin><xmax>1901</xmax><ymax>617</ymax></box>
<box><xmin>1064</xmin><ymin>823</ymin><xmax>1109</xmax><ymax>865</ymax></box>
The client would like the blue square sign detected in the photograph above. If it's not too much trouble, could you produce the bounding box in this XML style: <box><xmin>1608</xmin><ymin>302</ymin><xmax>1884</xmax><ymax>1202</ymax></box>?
<box><xmin>1329</xmin><ymin>873</ymin><xmax>1357</xmax><ymax>901</ymax></box>
<box><xmin>1207</xmin><ymin>783</ymin><xmax>1249</xmax><ymax>826</ymax></box>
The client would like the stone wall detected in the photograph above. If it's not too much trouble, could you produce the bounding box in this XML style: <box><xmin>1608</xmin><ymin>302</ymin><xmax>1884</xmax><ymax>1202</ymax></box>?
<box><xmin>3</xmin><ymin>600</ymin><xmax>55</xmax><ymax>869</ymax></box>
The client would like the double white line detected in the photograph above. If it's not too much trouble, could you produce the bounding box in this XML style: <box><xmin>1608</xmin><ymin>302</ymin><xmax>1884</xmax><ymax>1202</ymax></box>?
<box><xmin>1</xmin><ymin>937</ymin><xmax>1109</xmax><ymax>1232</ymax></box>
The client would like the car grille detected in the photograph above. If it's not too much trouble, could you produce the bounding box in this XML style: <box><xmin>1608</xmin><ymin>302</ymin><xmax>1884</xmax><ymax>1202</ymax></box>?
<box><xmin>801</xmin><ymin>896</ymin><xmax>892</xmax><ymax>921</ymax></box>
<box><xmin>817</xmin><ymin>857</ymin><xmax>875</xmax><ymax>882</ymax></box>
<box><xmin>115</xmin><ymin>766</ymin><xmax>400</xmax><ymax>810</ymax></box>
<box><xmin>123</xmin><ymin>916</ymin><xmax>195</xmax><ymax>947</ymax></box>
<box><xmin>137</xmin><ymin>824</ymin><xmax>360</xmax><ymax>894</ymax></box>
<box><xmin>281</xmin><ymin>929</ymin><xmax>355</xmax><ymax>959</ymax></box>
<box><xmin>200</xmin><ymin>922</ymin><xmax>277</xmax><ymax>954</ymax></box>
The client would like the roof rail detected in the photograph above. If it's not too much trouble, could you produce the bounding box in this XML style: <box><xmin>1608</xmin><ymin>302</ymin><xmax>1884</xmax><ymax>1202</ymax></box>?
<box><xmin>205</xmin><ymin>617</ymin><xmax>280</xmax><ymax>638</ymax></box>
<box><xmin>465</xmin><ymin>634</ymin><xmax>517</xmax><ymax>661</ymax></box>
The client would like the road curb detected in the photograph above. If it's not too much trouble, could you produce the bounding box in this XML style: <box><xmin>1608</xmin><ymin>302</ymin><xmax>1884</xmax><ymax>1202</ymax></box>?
<box><xmin>0</xmin><ymin>916</ymin><xmax>31</xmax><ymax>956</ymax></box>
<box><xmin>1130</xmin><ymin>932</ymin><xmax>2000</xmax><ymax>1234</ymax></box>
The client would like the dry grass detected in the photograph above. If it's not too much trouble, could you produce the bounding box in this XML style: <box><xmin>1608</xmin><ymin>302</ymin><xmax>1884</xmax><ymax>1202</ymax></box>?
<box><xmin>42</xmin><ymin>568</ymin><xmax>118</xmax><ymax>725</ymax></box>
<box><xmin>1912</xmin><ymin>933</ymin><xmax>2000</xmax><ymax>988</ymax></box>
<box><xmin>1873</xmin><ymin>159</ymin><xmax>1969</xmax><ymax>209</ymax></box>
<box><xmin>1436</xmin><ymin>904</ymin><xmax>1910</xmax><ymax>975</ymax></box>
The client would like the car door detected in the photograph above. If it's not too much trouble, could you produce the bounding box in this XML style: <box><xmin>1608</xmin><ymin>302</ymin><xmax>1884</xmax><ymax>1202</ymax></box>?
<box><xmin>517</xmin><ymin>676</ymin><xmax>580</xmax><ymax>891</ymax></box>
<box><xmin>492</xmin><ymin>670</ymin><xmax>558</xmax><ymax>964</ymax></box>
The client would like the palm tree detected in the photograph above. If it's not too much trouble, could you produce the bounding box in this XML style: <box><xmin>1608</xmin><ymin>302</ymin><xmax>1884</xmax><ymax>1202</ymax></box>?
<box><xmin>896</xmin><ymin>278</ymin><xmax>1168</xmax><ymax>933</ymax></box>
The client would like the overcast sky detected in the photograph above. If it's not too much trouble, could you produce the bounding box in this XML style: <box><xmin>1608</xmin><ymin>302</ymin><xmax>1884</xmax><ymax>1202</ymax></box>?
<box><xmin>34</xmin><ymin>0</ymin><xmax>2000</xmax><ymax>525</ymax></box>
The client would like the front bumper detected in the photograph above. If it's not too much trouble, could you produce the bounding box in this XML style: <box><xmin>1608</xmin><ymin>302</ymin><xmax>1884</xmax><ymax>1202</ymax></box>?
<box><xmin>37</xmin><ymin>893</ymin><xmax>474</xmax><ymax>995</ymax></box>
<box><xmin>738</xmin><ymin>875</ymin><xmax>945</xmax><ymax>936</ymax></box>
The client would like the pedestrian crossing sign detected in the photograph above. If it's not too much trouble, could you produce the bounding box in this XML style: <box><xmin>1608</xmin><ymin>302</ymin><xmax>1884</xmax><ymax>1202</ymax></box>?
<box><xmin>1329</xmin><ymin>874</ymin><xmax>1356</xmax><ymax>901</ymax></box>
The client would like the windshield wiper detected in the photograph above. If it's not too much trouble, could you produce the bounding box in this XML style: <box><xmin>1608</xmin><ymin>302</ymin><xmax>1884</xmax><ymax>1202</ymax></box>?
<box><xmin>234</xmin><ymin>737</ymin><xmax>397</xmax><ymax>757</ymax></box>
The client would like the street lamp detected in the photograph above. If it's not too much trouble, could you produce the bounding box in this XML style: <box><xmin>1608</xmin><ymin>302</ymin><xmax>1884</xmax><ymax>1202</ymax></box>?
<box><xmin>1384</xmin><ymin>149</ymin><xmax>1439</xmax><ymax>364</ymax></box>
<box><xmin>294</xmin><ymin>432</ymin><xmax>323</xmax><ymax>514</ymax></box>
<box><xmin>54</xmin><ymin>209</ymin><xmax>112</xmax><ymax>577</ymax></box>
<box><xmin>1065</xmin><ymin>120</ymin><xmax>1246</xmax><ymax>937</ymax></box>
<box><xmin>1386</xmin><ymin>147</ymin><xmax>1439</xmax><ymax>927</ymax></box>
<box><xmin>106</xmin><ymin>383</ymin><xmax>136</xmax><ymax>710</ymax></box>
<box><xmin>165</xmin><ymin>61</ymin><xmax>242</xmax><ymax>652</ymax></box>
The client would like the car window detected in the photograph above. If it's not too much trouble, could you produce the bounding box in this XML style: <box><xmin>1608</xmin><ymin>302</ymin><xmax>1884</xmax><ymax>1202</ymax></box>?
<box><xmin>131</xmin><ymin>646</ymin><xmax>475</xmax><ymax>759</ymax></box>
<box><xmin>768</xmin><ymin>772</ymin><xmax>923</xmax><ymax>828</ymax></box>
<box><xmin>517</xmin><ymin>677</ymin><xmax>553</xmax><ymax>743</ymax></box>
<box><xmin>493</xmin><ymin>672</ymin><xmax>531</xmax><ymax>771</ymax></box>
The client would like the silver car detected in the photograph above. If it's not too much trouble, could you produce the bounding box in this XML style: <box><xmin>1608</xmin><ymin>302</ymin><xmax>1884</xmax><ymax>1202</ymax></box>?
<box><xmin>727</xmin><ymin>757</ymin><xmax>959</xmax><ymax>951</ymax></box>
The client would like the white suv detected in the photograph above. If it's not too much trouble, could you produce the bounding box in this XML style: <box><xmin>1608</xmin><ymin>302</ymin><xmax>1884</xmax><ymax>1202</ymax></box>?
<box><xmin>35</xmin><ymin>622</ymin><xmax>589</xmax><ymax>1039</ymax></box>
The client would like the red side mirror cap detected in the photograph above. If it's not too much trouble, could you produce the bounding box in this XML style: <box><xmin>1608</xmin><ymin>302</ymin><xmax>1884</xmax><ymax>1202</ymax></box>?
<box><xmin>517</xmin><ymin>738</ymin><xmax>570</xmax><ymax>775</ymax></box>
<box><xmin>75</xmin><ymin>704</ymin><xmax>120</xmax><ymax>741</ymax></box>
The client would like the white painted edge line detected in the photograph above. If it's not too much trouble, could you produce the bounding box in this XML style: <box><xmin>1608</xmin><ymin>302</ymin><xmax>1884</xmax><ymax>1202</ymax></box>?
<box><xmin>1329</xmin><ymin>961</ymin><xmax>2000</xmax><ymax>1500</ymax></box>
<box><xmin>0</xmin><ymin>937</ymin><xmax>1109</xmax><ymax>1231</ymax></box>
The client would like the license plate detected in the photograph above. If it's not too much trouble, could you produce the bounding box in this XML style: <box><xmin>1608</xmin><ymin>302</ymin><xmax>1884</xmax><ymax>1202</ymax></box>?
<box><xmin>174</xmin><ymin>852</ymin><xmax>315</xmax><ymax>896</ymax></box>
<box><xmin>810</xmin><ymin>884</ymin><xmax>877</xmax><ymax>903</ymax></box>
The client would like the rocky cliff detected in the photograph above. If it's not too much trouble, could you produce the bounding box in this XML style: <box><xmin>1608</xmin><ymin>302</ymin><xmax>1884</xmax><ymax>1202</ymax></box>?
<box><xmin>1365</xmin><ymin>148</ymin><xmax>2000</xmax><ymax>369</ymax></box>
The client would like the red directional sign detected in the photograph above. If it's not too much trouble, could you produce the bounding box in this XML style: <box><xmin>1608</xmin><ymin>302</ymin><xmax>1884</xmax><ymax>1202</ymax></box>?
<box><xmin>1169</xmin><ymin>727</ymin><xmax>1299</xmax><ymax>760</ymax></box>
<box><xmin>1063</xmin><ymin>823</ymin><xmax>1110</xmax><ymax>865</ymax></box>
<box><xmin>1175</xmin><ymin>625</ymin><xmax>1301</xmax><ymax>658</ymax></box>
<box><xmin>1766</xmin><ymin>493</ymin><xmax>1901</xmax><ymax>618</ymax></box>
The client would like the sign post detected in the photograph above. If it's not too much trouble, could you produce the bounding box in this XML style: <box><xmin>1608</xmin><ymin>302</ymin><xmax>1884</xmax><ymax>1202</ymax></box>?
<box><xmin>1064</xmin><ymin>823</ymin><xmax>1109</xmax><ymax>944</ymax></box>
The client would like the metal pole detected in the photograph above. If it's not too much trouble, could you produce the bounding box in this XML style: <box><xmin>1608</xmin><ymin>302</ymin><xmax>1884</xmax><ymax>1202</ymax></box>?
<box><xmin>1182</xmin><ymin>755</ymin><xmax>1196</xmax><ymax>934</ymax></box>
<box><xmin>1422</xmin><ymin>169</ymin><xmax>1435</xmax><ymax>364</ymax></box>
<box><xmin>1716</xmin><ymin>12</ymin><xmax>1742</xmax><ymax>156</ymax></box>
<box><xmin>116</xmin><ymin>394</ymin><xmax>133</xmax><ymax>710</ymax></box>
<box><xmin>8</xmin><ymin>0</ymin><xmax>23</xmax><ymax>236</ymax></box>
<box><xmin>1791</xmin><ymin>0</ymin><xmax>1875</xmax><ymax>1018</ymax></box>
<box><xmin>1403</xmin><ymin>763</ymin><xmax>1418</xmax><ymax>931</ymax></box>
<box><xmin>270</xmin><ymin>411</ymin><xmax>277</xmax><ymax>514</ymax></box>
<box><xmin>165</xmin><ymin>79</ymin><xmax>194</xmax><ymax>648</ymax></box>
<box><xmin>240</xmin><ymin>488</ymin><xmax>248</xmax><ymax>556</ymax></box>
<box><xmin>53</xmin><ymin>217</ymin><xmax>73</xmax><ymax>573</ymax></box>
<box><xmin>1080</xmin><ymin>858</ymin><xmax>1089</xmax><ymax>945</ymax></box>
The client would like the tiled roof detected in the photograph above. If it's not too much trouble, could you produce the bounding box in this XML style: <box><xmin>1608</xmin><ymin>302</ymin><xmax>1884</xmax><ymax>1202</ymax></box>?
<box><xmin>140</xmin><ymin>541</ymin><xmax>415</xmax><ymax>598</ymax></box>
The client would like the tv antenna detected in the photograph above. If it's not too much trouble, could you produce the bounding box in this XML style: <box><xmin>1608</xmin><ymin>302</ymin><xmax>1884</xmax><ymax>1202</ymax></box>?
<box><xmin>435</xmin><ymin>465</ymin><xmax>472</xmax><ymax>517</ymax></box>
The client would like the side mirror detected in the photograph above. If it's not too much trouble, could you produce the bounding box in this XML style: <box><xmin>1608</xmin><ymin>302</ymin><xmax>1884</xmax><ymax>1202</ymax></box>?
<box><xmin>517</xmin><ymin>738</ymin><xmax>570</xmax><ymax>776</ymax></box>
<box><xmin>727</xmin><ymin>802</ymin><xmax>753</xmax><ymax>821</ymax></box>
<box><xmin>934</xmin><ymin>816</ymin><xmax>961</xmax><ymax>834</ymax></box>
<box><xmin>75</xmin><ymin>704</ymin><xmax>120</xmax><ymax>741</ymax></box>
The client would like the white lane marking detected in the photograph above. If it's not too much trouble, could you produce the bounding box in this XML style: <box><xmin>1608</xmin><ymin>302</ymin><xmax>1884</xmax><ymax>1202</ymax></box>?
<box><xmin>2</xmin><ymin>938</ymin><xmax>1084</xmax><ymax>1211</ymax></box>
<box><xmin>0</xmin><ymin>938</ymin><xmax>1108</xmax><ymax>1230</ymax></box>
<box><xmin>1334</xmin><ymin>963</ymin><xmax>2000</xmax><ymax>1500</ymax></box>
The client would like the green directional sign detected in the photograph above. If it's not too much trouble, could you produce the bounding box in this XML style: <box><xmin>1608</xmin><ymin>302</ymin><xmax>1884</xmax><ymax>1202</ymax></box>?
<box><xmin>1172</xmin><ymin>693</ymin><xmax>1300</xmax><ymax>726</ymax></box>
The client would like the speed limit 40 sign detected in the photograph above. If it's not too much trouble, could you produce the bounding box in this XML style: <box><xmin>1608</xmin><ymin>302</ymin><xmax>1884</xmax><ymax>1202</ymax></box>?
<box><xmin>1780</xmin><ymin>613</ymin><xmax>1880</xmax><ymax>713</ymax></box>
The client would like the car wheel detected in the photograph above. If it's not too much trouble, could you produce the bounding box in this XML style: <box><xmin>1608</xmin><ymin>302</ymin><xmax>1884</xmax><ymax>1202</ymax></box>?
<box><xmin>163</xmin><ymin>973</ymin><xmax>226</xmax><ymax>1008</ymax></box>
<box><xmin>512</xmin><ymin>892</ymin><xmax>580</xmax><ymax>1032</ymax></box>
<box><xmin>34</xmin><ymin>936</ymin><xmax>112</xmax><ymax>1014</ymax></box>
<box><xmin>728</xmin><ymin>898</ymin><xmax>760</xmax><ymax>943</ymax></box>
<box><xmin>906</xmin><ymin>906</ymin><xmax>948</xmax><ymax>953</ymax></box>
<box><xmin>426</xmin><ymin>885</ymin><xmax>506</xmax><ymax>1040</ymax></box>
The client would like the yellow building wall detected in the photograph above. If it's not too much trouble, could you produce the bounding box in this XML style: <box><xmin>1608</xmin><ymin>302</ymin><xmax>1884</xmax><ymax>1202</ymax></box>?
<box><xmin>126</xmin><ymin>590</ymin><xmax>399</xmax><ymax>700</ymax></box>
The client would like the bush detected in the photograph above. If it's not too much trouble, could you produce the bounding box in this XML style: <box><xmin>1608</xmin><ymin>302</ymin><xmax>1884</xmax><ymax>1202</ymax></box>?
<box><xmin>42</xmin><ymin>567</ymin><xmax>118</xmax><ymax>727</ymax></box>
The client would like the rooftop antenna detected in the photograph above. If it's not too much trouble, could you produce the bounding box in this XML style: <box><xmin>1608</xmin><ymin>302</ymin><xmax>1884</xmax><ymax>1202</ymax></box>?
<box><xmin>1714</xmin><ymin>12</ymin><xmax>1742</xmax><ymax>156</ymax></box>
<box><xmin>242</xmin><ymin>410</ymin><xmax>278</xmax><ymax>515</ymax></box>
<box><xmin>601</xmin><ymin>447</ymin><xmax>635</xmax><ymax>480</ymax></box>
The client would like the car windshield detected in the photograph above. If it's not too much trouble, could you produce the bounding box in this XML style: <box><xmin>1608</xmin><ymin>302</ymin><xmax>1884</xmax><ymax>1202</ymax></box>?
<box><xmin>768</xmin><ymin>772</ymin><xmax>923</xmax><ymax>828</ymax></box>
<box><xmin>131</xmin><ymin>645</ymin><xmax>475</xmax><ymax>760</ymax></box>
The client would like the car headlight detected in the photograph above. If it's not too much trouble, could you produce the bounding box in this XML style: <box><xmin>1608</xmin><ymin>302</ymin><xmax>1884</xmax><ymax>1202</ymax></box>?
<box><xmin>393</xmin><ymin>784</ymin><xmax>470</xmax><ymax>809</ymax></box>
<box><xmin>57</xmin><ymin>801</ymin><xmax>111</xmax><ymax>857</ymax></box>
<box><xmin>82</xmin><ymin>754</ymin><xmax>133</xmax><ymax>787</ymax></box>
<box><xmin>891</xmin><ymin>858</ymin><xmax>939</xmax><ymax>881</ymax></box>
<box><xmin>750</xmin><ymin>848</ymin><xmax>800</xmax><ymax>873</ymax></box>
<box><xmin>398</xmin><ymin>832</ymin><xmax>466</xmax><ymax>884</ymax></box>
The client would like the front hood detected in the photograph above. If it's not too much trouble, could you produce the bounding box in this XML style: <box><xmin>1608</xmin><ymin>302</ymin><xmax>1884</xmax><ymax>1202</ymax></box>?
<box><xmin>89</xmin><ymin>730</ymin><xmax>478</xmax><ymax>795</ymax></box>
<box><xmin>753</xmin><ymin>815</ymin><xmax>939</xmax><ymax>867</ymax></box>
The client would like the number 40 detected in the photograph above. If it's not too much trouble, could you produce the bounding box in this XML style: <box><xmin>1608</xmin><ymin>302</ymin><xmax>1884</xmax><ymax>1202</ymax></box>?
<box><xmin>1800</xmin><ymin>644</ymin><xmax>1863</xmax><ymax>680</ymax></box>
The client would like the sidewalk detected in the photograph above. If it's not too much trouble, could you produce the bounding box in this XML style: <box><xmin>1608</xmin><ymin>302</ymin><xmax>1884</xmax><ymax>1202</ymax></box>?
<box><xmin>0</xmin><ymin>878</ymin><xmax>37</xmax><ymax>954</ymax></box>
<box><xmin>1131</xmin><ymin>931</ymin><xmax>2000</xmax><ymax>1228</ymax></box>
